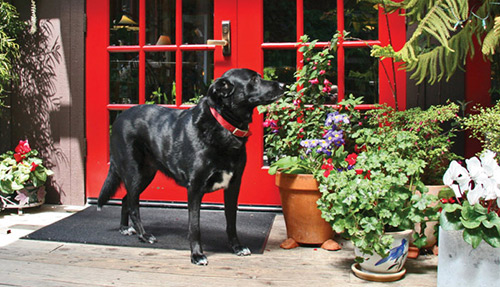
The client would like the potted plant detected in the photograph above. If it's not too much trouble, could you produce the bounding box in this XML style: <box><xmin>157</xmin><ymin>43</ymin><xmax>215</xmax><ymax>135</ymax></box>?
<box><xmin>316</xmin><ymin>117</ymin><xmax>439</xmax><ymax>281</ymax></box>
<box><xmin>438</xmin><ymin>150</ymin><xmax>500</xmax><ymax>286</ymax></box>
<box><xmin>436</xmin><ymin>102</ymin><xmax>500</xmax><ymax>286</ymax></box>
<box><xmin>259</xmin><ymin>34</ymin><xmax>363</xmax><ymax>249</ymax></box>
<box><xmin>0</xmin><ymin>140</ymin><xmax>54</xmax><ymax>213</ymax></box>
<box><xmin>367</xmin><ymin>103</ymin><xmax>461</xmax><ymax>253</ymax></box>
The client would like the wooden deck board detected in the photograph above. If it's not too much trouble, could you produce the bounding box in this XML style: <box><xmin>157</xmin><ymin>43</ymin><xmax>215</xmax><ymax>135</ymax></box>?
<box><xmin>0</xmin><ymin>205</ymin><xmax>438</xmax><ymax>286</ymax></box>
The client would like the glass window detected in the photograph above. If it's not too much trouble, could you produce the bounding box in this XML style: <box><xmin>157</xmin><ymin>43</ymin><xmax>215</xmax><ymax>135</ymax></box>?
<box><xmin>345</xmin><ymin>48</ymin><xmax>378</xmax><ymax>104</ymax></box>
<box><xmin>264</xmin><ymin>0</ymin><xmax>296</xmax><ymax>43</ymax></box>
<box><xmin>304</xmin><ymin>0</ymin><xmax>337</xmax><ymax>41</ymax></box>
<box><xmin>264</xmin><ymin>50</ymin><xmax>296</xmax><ymax>85</ymax></box>
<box><xmin>109</xmin><ymin>53</ymin><xmax>139</xmax><ymax>104</ymax></box>
<box><xmin>110</xmin><ymin>0</ymin><xmax>139</xmax><ymax>46</ymax></box>
<box><xmin>182</xmin><ymin>0</ymin><xmax>213</xmax><ymax>44</ymax></box>
<box><xmin>146</xmin><ymin>0</ymin><xmax>176</xmax><ymax>45</ymax></box>
<box><xmin>145</xmin><ymin>52</ymin><xmax>176</xmax><ymax>104</ymax></box>
<box><xmin>344</xmin><ymin>1</ymin><xmax>378</xmax><ymax>40</ymax></box>
<box><xmin>182</xmin><ymin>51</ymin><xmax>214</xmax><ymax>104</ymax></box>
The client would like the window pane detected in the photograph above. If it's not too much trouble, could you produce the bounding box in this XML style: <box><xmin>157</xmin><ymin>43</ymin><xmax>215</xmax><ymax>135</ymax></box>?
<box><xmin>146</xmin><ymin>0</ymin><xmax>176</xmax><ymax>45</ymax></box>
<box><xmin>110</xmin><ymin>0</ymin><xmax>139</xmax><ymax>46</ymax></box>
<box><xmin>264</xmin><ymin>50</ymin><xmax>296</xmax><ymax>86</ymax></box>
<box><xmin>182</xmin><ymin>0</ymin><xmax>213</xmax><ymax>44</ymax></box>
<box><xmin>345</xmin><ymin>1</ymin><xmax>378</xmax><ymax>40</ymax></box>
<box><xmin>345</xmin><ymin>48</ymin><xmax>378</xmax><ymax>104</ymax></box>
<box><xmin>304</xmin><ymin>0</ymin><xmax>337</xmax><ymax>42</ymax></box>
<box><xmin>264</xmin><ymin>0</ymin><xmax>296</xmax><ymax>42</ymax></box>
<box><xmin>182</xmin><ymin>51</ymin><xmax>214</xmax><ymax>104</ymax></box>
<box><xmin>145</xmin><ymin>52</ymin><xmax>176</xmax><ymax>105</ymax></box>
<box><xmin>109</xmin><ymin>53</ymin><xmax>139</xmax><ymax>104</ymax></box>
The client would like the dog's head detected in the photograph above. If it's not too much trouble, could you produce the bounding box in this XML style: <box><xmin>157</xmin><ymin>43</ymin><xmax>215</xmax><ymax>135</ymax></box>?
<box><xmin>207</xmin><ymin>69</ymin><xmax>284</xmax><ymax>113</ymax></box>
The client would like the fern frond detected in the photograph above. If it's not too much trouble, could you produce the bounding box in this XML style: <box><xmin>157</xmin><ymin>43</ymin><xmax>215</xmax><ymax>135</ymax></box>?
<box><xmin>406</xmin><ymin>25</ymin><xmax>474</xmax><ymax>84</ymax></box>
<box><xmin>482</xmin><ymin>16</ymin><xmax>500</xmax><ymax>56</ymax></box>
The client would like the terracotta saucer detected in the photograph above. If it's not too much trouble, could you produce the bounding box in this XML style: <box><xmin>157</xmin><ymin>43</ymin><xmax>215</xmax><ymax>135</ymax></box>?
<box><xmin>351</xmin><ymin>263</ymin><xmax>406</xmax><ymax>282</ymax></box>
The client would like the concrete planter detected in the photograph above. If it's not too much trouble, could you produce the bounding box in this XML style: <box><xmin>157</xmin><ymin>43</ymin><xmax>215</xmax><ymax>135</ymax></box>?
<box><xmin>437</xmin><ymin>227</ymin><xmax>500</xmax><ymax>287</ymax></box>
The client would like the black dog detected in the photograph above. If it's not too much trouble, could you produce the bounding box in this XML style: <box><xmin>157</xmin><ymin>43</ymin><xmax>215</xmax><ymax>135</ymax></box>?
<box><xmin>97</xmin><ymin>68</ymin><xmax>284</xmax><ymax>265</ymax></box>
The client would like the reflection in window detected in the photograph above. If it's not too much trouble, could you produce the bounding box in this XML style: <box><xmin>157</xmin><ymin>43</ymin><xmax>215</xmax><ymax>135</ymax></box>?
<box><xmin>304</xmin><ymin>0</ymin><xmax>337</xmax><ymax>42</ymax></box>
<box><xmin>345</xmin><ymin>48</ymin><xmax>378</xmax><ymax>104</ymax></box>
<box><xmin>264</xmin><ymin>0</ymin><xmax>296</xmax><ymax>43</ymax></box>
<box><xmin>183</xmin><ymin>0</ymin><xmax>213</xmax><ymax>44</ymax></box>
<box><xmin>345</xmin><ymin>1</ymin><xmax>378</xmax><ymax>40</ymax></box>
<box><xmin>146</xmin><ymin>0</ymin><xmax>176</xmax><ymax>45</ymax></box>
<box><xmin>264</xmin><ymin>50</ymin><xmax>296</xmax><ymax>86</ymax></box>
<box><xmin>145</xmin><ymin>52</ymin><xmax>176</xmax><ymax>105</ymax></box>
<box><xmin>109</xmin><ymin>53</ymin><xmax>139</xmax><ymax>104</ymax></box>
<box><xmin>110</xmin><ymin>0</ymin><xmax>139</xmax><ymax>46</ymax></box>
<box><xmin>182</xmin><ymin>51</ymin><xmax>214</xmax><ymax>104</ymax></box>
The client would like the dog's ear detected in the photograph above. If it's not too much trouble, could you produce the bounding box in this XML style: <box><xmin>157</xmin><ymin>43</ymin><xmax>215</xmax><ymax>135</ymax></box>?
<box><xmin>211</xmin><ymin>78</ymin><xmax>234</xmax><ymax>98</ymax></box>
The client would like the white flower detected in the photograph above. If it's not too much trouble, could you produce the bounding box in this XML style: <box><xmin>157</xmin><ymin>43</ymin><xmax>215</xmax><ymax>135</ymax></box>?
<box><xmin>443</xmin><ymin>160</ymin><xmax>471</xmax><ymax>198</ymax></box>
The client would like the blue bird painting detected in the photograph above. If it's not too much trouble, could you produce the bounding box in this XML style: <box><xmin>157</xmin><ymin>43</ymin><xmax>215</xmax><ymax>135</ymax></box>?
<box><xmin>375</xmin><ymin>239</ymin><xmax>408</xmax><ymax>271</ymax></box>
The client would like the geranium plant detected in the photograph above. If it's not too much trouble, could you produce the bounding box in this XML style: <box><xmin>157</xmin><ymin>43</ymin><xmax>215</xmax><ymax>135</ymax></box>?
<box><xmin>317</xmin><ymin>120</ymin><xmax>439</xmax><ymax>258</ymax></box>
<box><xmin>0</xmin><ymin>140</ymin><xmax>53</xmax><ymax>206</ymax></box>
<box><xmin>367</xmin><ymin>102</ymin><xmax>461</xmax><ymax>184</ymax></box>
<box><xmin>440</xmin><ymin>150</ymin><xmax>500</xmax><ymax>248</ymax></box>
<box><xmin>259</xmin><ymin>33</ymin><xmax>363</xmax><ymax>175</ymax></box>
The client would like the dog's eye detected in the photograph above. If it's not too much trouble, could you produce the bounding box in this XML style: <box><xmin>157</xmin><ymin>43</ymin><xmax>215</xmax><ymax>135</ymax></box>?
<box><xmin>252</xmin><ymin>75</ymin><xmax>261</xmax><ymax>83</ymax></box>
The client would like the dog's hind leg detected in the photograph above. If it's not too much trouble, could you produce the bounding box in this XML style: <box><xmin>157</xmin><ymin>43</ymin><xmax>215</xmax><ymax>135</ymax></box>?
<box><xmin>121</xmin><ymin>165</ymin><xmax>157</xmax><ymax>244</ymax></box>
<box><xmin>118</xmin><ymin>194</ymin><xmax>136</xmax><ymax>235</ymax></box>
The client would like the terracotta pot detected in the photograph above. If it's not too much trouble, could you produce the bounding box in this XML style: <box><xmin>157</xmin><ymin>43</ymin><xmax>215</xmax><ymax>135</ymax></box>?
<box><xmin>275</xmin><ymin>172</ymin><xmax>333</xmax><ymax>245</ymax></box>
<box><xmin>413</xmin><ymin>185</ymin><xmax>446</xmax><ymax>249</ymax></box>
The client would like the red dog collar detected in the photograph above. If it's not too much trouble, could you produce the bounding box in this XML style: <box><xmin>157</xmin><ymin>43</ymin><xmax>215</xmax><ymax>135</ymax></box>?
<box><xmin>209</xmin><ymin>106</ymin><xmax>251</xmax><ymax>138</ymax></box>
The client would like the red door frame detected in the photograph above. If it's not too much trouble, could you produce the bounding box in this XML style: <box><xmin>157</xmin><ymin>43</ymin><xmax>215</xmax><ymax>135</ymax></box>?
<box><xmin>86</xmin><ymin>0</ymin><xmax>406</xmax><ymax>206</ymax></box>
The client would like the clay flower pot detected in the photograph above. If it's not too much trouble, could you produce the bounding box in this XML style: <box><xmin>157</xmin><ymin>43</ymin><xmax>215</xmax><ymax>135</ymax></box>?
<box><xmin>275</xmin><ymin>172</ymin><xmax>338</xmax><ymax>250</ymax></box>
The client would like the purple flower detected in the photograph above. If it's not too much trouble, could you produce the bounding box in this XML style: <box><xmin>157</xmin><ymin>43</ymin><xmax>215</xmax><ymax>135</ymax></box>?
<box><xmin>324</xmin><ymin>130</ymin><xmax>344</xmax><ymax>146</ymax></box>
<box><xmin>325</xmin><ymin>111</ymin><xmax>350</xmax><ymax>126</ymax></box>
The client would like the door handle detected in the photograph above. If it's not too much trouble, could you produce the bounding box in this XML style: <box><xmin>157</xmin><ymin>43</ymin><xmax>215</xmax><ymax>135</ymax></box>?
<box><xmin>207</xmin><ymin>20</ymin><xmax>231</xmax><ymax>56</ymax></box>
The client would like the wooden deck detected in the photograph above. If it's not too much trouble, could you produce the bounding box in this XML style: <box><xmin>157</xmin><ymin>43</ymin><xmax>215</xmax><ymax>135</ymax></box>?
<box><xmin>0</xmin><ymin>205</ymin><xmax>438</xmax><ymax>286</ymax></box>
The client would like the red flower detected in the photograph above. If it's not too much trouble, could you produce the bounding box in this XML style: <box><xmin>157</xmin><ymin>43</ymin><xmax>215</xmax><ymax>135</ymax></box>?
<box><xmin>355</xmin><ymin>169</ymin><xmax>371</xmax><ymax>179</ymax></box>
<box><xmin>15</xmin><ymin>140</ymin><xmax>31</xmax><ymax>155</ymax></box>
<box><xmin>31</xmin><ymin>162</ymin><xmax>39</xmax><ymax>172</ymax></box>
<box><xmin>322</xmin><ymin>159</ymin><xmax>334</xmax><ymax>177</ymax></box>
<box><xmin>14</xmin><ymin>153</ymin><xmax>25</xmax><ymax>163</ymax></box>
<box><xmin>345</xmin><ymin>153</ymin><xmax>358</xmax><ymax>166</ymax></box>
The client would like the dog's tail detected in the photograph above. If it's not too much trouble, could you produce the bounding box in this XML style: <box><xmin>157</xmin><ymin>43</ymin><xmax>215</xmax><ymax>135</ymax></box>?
<box><xmin>97</xmin><ymin>162</ymin><xmax>121</xmax><ymax>210</ymax></box>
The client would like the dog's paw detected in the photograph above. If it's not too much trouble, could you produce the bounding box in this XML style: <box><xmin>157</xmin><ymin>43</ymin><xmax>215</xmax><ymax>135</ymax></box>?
<box><xmin>119</xmin><ymin>226</ymin><xmax>136</xmax><ymax>236</ymax></box>
<box><xmin>139</xmin><ymin>233</ymin><xmax>157</xmax><ymax>244</ymax></box>
<box><xmin>191</xmin><ymin>253</ymin><xmax>208</xmax><ymax>266</ymax></box>
<box><xmin>232</xmin><ymin>245</ymin><xmax>252</xmax><ymax>256</ymax></box>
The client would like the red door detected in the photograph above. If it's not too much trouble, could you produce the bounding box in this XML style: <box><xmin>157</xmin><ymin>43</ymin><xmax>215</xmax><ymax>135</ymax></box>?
<box><xmin>86</xmin><ymin>0</ymin><xmax>405</xmax><ymax>207</ymax></box>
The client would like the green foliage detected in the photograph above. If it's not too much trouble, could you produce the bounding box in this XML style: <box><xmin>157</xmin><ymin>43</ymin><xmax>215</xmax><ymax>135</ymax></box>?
<box><xmin>440</xmin><ymin>194</ymin><xmax>500</xmax><ymax>248</ymax></box>
<box><xmin>317</xmin><ymin>119</ymin><xmax>440</xmax><ymax>257</ymax></box>
<box><xmin>368</xmin><ymin>102</ymin><xmax>461</xmax><ymax>184</ymax></box>
<box><xmin>0</xmin><ymin>1</ymin><xmax>25</xmax><ymax>105</ymax></box>
<box><xmin>0</xmin><ymin>142</ymin><xmax>53</xmax><ymax>196</ymax></box>
<box><xmin>461</xmin><ymin>101</ymin><xmax>500</xmax><ymax>156</ymax></box>
<box><xmin>370</xmin><ymin>0</ymin><xmax>499</xmax><ymax>84</ymax></box>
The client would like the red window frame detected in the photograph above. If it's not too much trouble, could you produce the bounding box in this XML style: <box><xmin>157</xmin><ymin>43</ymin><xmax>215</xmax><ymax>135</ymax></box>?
<box><xmin>262</xmin><ymin>0</ymin><xmax>406</xmax><ymax>110</ymax></box>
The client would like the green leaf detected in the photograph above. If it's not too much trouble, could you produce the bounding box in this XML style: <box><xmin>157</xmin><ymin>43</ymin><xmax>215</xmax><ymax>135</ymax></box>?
<box><xmin>440</xmin><ymin>210</ymin><xmax>463</xmax><ymax>230</ymax></box>
<box><xmin>463</xmin><ymin>228</ymin><xmax>483</xmax><ymax>249</ymax></box>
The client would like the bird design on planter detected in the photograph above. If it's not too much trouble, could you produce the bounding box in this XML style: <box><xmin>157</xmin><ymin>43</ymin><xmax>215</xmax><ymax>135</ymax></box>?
<box><xmin>375</xmin><ymin>238</ymin><xmax>408</xmax><ymax>271</ymax></box>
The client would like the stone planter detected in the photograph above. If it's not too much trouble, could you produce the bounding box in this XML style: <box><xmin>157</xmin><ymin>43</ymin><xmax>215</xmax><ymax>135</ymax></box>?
<box><xmin>437</xmin><ymin>227</ymin><xmax>500</xmax><ymax>287</ymax></box>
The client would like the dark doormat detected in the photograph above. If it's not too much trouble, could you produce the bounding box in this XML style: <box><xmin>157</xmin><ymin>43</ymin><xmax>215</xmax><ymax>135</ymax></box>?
<box><xmin>23</xmin><ymin>205</ymin><xmax>276</xmax><ymax>254</ymax></box>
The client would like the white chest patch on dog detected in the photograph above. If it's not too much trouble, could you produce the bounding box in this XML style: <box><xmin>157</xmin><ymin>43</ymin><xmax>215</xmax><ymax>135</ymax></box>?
<box><xmin>211</xmin><ymin>171</ymin><xmax>233</xmax><ymax>191</ymax></box>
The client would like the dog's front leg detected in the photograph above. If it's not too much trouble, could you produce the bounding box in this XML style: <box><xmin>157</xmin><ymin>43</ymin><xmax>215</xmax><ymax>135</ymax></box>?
<box><xmin>224</xmin><ymin>181</ymin><xmax>251</xmax><ymax>257</ymax></box>
<box><xmin>187</xmin><ymin>189</ymin><xmax>208</xmax><ymax>265</ymax></box>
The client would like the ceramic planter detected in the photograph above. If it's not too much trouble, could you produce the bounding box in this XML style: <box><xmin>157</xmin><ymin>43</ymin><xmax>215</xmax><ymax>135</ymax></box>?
<box><xmin>0</xmin><ymin>185</ymin><xmax>46</xmax><ymax>214</ymax></box>
<box><xmin>275</xmin><ymin>172</ymin><xmax>334</xmax><ymax>247</ymax></box>
<box><xmin>437</xmin><ymin>227</ymin><xmax>500</xmax><ymax>286</ymax></box>
<box><xmin>352</xmin><ymin>230</ymin><xmax>412</xmax><ymax>282</ymax></box>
